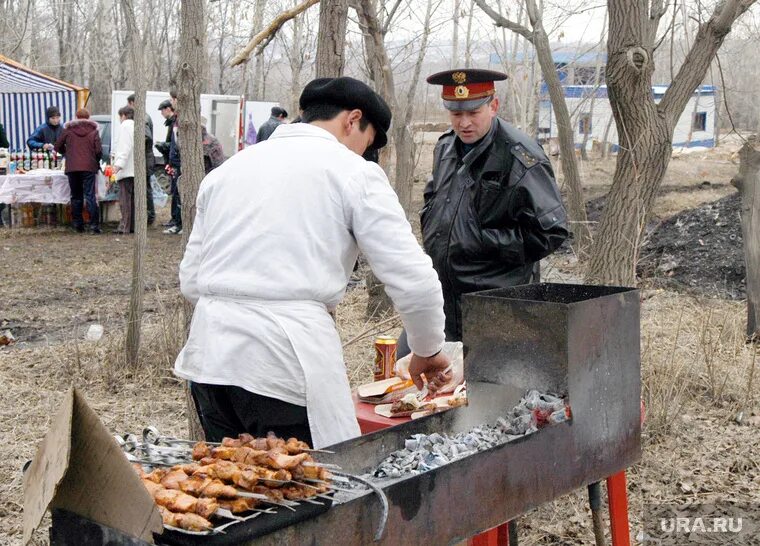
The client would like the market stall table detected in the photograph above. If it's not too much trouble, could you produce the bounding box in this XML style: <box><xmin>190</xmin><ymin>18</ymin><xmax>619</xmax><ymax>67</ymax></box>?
<box><xmin>0</xmin><ymin>170</ymin><xmax>110</xmax><ymax>226</ymax></box>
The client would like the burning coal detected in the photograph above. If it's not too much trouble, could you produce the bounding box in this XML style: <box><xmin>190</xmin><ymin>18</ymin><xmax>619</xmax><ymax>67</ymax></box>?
<box><xmin>372</xmin><ymin>391</ymin><xmax>570</xmax><ymax>479</ymax></box>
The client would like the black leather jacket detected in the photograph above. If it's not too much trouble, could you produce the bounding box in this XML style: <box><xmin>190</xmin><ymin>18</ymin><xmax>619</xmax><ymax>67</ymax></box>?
<box><xmin>421</xmin><ymin>118</ymin><xmax>569</xmax><ymax>339</ymax></box>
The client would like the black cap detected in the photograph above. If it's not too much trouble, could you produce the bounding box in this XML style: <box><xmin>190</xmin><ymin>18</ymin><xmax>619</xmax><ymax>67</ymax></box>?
<box><xmin>46</xmin><ymin>106</ymin><xmax>61</xmax><ymax>119</ymax></box>
<box><xmin>271</xmin><ymin>106</ymin><xmax>288</xmax><ymax>118</ymax></box>
<box><xmin>299</xmin><ymin>77</ymin><xmax>391</xmax><ymax>150</ymax></box>
<box><xmin>158</xmin><ymin>99</ymin><xmax>173</xmax><ymax>110</ymax></box>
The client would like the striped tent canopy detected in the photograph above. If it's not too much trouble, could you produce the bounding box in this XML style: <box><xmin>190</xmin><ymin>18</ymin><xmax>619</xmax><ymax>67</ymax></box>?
<box><xmin>0</xmin><ymin>55</ymin><xmax>89</xmax><ymax>150</ymax></box>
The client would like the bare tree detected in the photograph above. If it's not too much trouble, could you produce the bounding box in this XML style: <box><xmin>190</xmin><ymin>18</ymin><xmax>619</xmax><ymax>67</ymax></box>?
<box><xmin>475</xmin><ymin>0</ymin><xmax>592</xmax><ymax>256</ymax></box>
<box><xmin>178</xmin><ymin>0</ymin><xmax>208</xmax><ymax>440</ymax></box>
<box><xmin>731</xmin><ymin>137</ymin><xmax>760</xmax><ymax>338</ymax></box>
<box><xmin>120</xmin><ymin>0</ymin><xmax>148</xmax><ymax>368</ymax></box>
<box><xmin>585</xmin><ymin>0</ymin><xmax>757</xmax><ymax>285</ymax></box>
<box><xmin>316</xmin><ymin>0</ymin><xmax>349</xmax><ymax>77</ymax></box>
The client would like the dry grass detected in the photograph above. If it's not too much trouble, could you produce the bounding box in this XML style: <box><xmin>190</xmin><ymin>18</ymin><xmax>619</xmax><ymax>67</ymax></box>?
<box><xmin>2</xmin><ymin>141</ymin><xmax>758</xmax><ymax>544</ymax></box>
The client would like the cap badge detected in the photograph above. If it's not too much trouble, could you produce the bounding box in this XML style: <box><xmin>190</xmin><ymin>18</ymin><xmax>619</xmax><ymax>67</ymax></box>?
<box><xmin>452</xmin><ymin>71</ymin><xmax>467</xmax><ymax>84</ymax></box>
<box><xmin>454</xmin><ymin>85</ymin><xmax>470</xmax><ymax>99</ymax></box>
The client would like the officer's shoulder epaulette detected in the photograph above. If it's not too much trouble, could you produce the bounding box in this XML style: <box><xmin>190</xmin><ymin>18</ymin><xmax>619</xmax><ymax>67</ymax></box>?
<box><xmin>510</xmin><ymin>143</ymin><xmax>539</xmax><ymax>169</ymax></box>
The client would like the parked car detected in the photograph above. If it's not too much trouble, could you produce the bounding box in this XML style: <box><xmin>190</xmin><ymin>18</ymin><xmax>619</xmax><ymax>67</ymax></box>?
<box><xmin>91</xmin><ymin>114</ymin><xmax>111</xmax><ymax>162</ymax></box>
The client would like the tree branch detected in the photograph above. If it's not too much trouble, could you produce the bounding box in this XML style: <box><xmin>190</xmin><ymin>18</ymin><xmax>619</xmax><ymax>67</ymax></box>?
<box><xmin>230</xmin><ymin>0</ymin><xmax>319</xmax><ymax>66</ymax></box>
<box><xmin>659</xmin><ymin>0</ymin><xmax>757</xmax><ymax>121</ymax></box>
<box><xmin>382</xmin><ymin>0</ymin><xmax>404</xmax><ymax>34</ymax></box>
<box><xmin>473</xmin><ymin>0</ymin><xmax>534</xmax><ymax>41</ymax></box>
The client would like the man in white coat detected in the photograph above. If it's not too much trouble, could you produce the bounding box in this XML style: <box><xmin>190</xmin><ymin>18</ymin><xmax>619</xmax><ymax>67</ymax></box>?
<box><xmin>175</xmin><ymin>77</ymin><xmax>450</xmax><ymax>448</ymax></box>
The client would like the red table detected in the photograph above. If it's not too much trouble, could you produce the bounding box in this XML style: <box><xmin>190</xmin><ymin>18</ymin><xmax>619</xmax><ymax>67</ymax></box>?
<box><xmin>353</xmin><ymin>394</ymin><xmax>511</xmax><ymax>545</ymax></box>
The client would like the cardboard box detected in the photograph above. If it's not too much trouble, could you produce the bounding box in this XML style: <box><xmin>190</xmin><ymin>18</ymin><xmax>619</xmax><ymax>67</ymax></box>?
<box><xmin>23</xmin><ymin>387</ymin><xmax>163</xmax><ymax>544</ymax></box>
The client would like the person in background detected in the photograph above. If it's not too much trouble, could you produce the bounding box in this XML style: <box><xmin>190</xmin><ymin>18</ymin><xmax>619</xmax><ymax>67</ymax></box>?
<box><xmin>396</xmin><ymin>68</ymin><xmax>569</xmax><ymax>357</ymax></box>
<box><xmin>127</xmin><ymin>93</ymin><xmax>156</xmax><ymax>226</ymax></box>
<box><xmin>155</xmin><ymin>99</ymin><xmax>175</xmax><ymax>165</ymax></box>
<box><xmin>55</xmin><ymin>108</ymin><xmax>103</xmax><ymax>234</ymax></box>
<box><xmin>0</xmin><ymin>122</ymin><xmax>8</xmax><ymax>148</ymax></box>
<box><xmin>256</xmin><ymin>106</ymin><xmax>288</xmax><ymax>142</ymax></box>
<box><xmin>0</xmin><ymin>122</ymin><xmax>7</xmax><ymax>226</ymax></box>
<box><xmin>164</xmin><ymin>108</ymin><xmax>182</xmax><ymax>235</ymax></box>
<box><xmin>27</xmin><ymin>106</ymin><xmax>63</xmax><ymax>151</ymax></box>
<box><xmin>201</xmin><ymin>121</ymin><xmax>226</xmax><ymax>174</ymax></box>
<box><xmin>113</xmin><ymin>106</ymin><xmax>136</xmax><ymax>234</ymax></box>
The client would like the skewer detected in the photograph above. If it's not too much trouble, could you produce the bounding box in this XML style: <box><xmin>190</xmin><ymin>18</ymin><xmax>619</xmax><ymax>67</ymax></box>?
<box><xmin>302</xmin><ymin>461</ymin><xmax>342</xmax><ymax>469</ymax></box>
<box><xmin>333</xmin><ymin>470</ymin><xmax>389</xmax><ymax>541</ymax></box>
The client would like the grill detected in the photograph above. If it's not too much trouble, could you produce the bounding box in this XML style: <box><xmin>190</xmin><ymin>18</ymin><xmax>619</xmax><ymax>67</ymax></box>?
<box><xmin>49</xmin><ymin>283</ymin><xmax>641</xmax><ymax>545</ymax></box>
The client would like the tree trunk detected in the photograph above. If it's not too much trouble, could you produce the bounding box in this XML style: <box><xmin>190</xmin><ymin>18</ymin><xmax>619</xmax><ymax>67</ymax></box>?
<box><xmin>731</xmin><ymin>138</ymin><xmax>760</xmax><ymax>338</ymax></box>
<box><xmin>451</xmin><ymin>0</ymin><xmax>460</xmax><ymax>68</ymax></box>
<box><xmin>251</xmin><ymin>0</ymin><xmax>267</xmax><ymax>100</ymax></box>
<box><xmin>121</xmin><ymin>0</ymin><xmax>147</xmax><ymax>369</ymax></box>
<box><xmin>585</xmin><ymin>0</ymin><xmax>756</xmax><ymax>286</ymax></box>
<box><xmin>529</xmin><ymin>16</ymin><xmax>591</xmax><ymax>257</ymax></box>
<box><xmin>315</xmin><ymin>0</ymin><xmax>348</xmax><ymax>78</ymax></box>
<box><xmin>178</xmin><ymin>0</ymin><xmax>207</xmax><ymax>441</ymax></box>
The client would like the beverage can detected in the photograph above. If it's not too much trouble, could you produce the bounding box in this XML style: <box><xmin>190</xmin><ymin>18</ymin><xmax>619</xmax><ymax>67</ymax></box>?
<box><xmin>373</xmin><ymin>336</ymin><xmax>398</xmax><ymax>381</ymax></box>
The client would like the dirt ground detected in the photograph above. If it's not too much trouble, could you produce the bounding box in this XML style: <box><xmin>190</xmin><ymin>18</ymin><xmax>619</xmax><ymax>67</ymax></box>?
<box><xmin>2</xmin><ymin>135</ymin><xmax>759</xmax><ymax>545</ymax></box>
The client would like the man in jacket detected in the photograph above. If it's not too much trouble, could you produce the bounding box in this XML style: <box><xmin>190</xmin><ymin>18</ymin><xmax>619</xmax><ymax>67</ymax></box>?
<box><xmin>417</xmin><ymin>68</ymin><xmax>569</xmax><ymax>344</ymax></box>
<box><xmin>175</xmin><ymin>77</ymin><xmax>450</xmax><ymax>448</ymax></box>
<box><xmin>256</xmin><ymin>106</ymin><xmax>288</xmax><ymax>142</ymax></box>
<box><xmin>0</xmin><ymin>122</ymin><xmax>9</xmax><ymax>148</ymax></box>
<box><xmin>201</xmin><ymin>123</ymin><xmax>225</xmax><ymax>174</ymax></box>
<box><xmin>55</xmin><ymin>108</ymin><xmax>103</xmax><ymax>233</ymax></box>
<box><xmin>164</xmin><ymin>112</ymin><xmax>182</xmax><ymax>234</ymax></box>
<box><xmin>127</xmin><ymin>94</ymin><xmax>156</xmax><ymax>226</ymax></box>
<box><xmin>0</xmin><ymin>123</ymin><xmax>8</xmax><ymax>226</ymax></box>
<box><xmin>27</xmin><ymin>106</ymin><xmax>63</xmax><ymax>150</ymax></box>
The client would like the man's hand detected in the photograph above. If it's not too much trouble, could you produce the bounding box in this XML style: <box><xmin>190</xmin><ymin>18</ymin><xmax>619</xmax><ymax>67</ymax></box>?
<box><xmin>409</xmin><ymin>351</ymin><xmax>452</xmax><ymax>394</ymax></box>
<box><xmin>42</xmin><ymin>143</ymin><xmax>54</xmax><ymax>151</ymax></box>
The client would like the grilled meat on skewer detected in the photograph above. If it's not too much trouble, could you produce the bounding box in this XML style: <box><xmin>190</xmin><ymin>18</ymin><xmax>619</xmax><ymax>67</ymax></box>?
<box><xmin>211</xmin><ymin>445</ymin><xmax>311</xmax><ymax>470</ymax></box>
<box><xmin>160</xmin><ymin>469</ymin><xmax>190</xmax><ymax>490</ymax></box>
<box><xmin>217</xmin><ymin>497</ymin><xmax>260</xmax><ymax>513</ymax></box>
<box><xmin>196</xmin><ymin>458</ymin><xmax>292</xmax><ymax>485</ymax></box>
<box><xmin>220</xmin><ymin>433</ymin><xmax>312</xmax><ymax>454</ymax></box>
<box><xmin>139</xmin><ymin>477</ymin><xmax>219</xmax><ymax>519</ymax></box>
<box><xmin>157</xmin><ymin>506</ymin><xmax>213</xmax><ymax>532</ymax></box>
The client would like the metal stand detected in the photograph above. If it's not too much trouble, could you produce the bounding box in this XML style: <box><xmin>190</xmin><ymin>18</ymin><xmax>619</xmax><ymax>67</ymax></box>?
<box><xmin>468</xmin><ymin>522</ymin><xmax>509</xmax><ymax>546</ymax></box>
<box><xmin>607</xmin><ymin>472</ymin><xmax>631</xmax><ymax>546</ymax></box>
<box><xmin>589</xmin><ymin>481</ymin><xmax>606</xmax><ymax>545</ymax></box>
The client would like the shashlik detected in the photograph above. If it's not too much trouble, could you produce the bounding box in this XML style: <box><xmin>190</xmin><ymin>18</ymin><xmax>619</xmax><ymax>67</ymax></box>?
<box><xmin>133</xmin><ymin>431</ymin><xmax>333</xmax><ymax>533</ymax></box>
<box><xmin>157</xmin><ymin>505</ymin><xmax>213</xmax><ymax>532</ymax></box>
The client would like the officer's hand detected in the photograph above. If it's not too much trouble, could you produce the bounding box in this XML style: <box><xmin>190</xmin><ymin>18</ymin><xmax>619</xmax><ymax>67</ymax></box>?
<box><xmin>409</xmin><ymin>351</ymin><xmax>452</xmax><ymax>394</ymax></box>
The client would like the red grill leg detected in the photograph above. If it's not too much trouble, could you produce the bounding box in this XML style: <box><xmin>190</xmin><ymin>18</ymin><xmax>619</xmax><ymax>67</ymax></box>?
<box><xmin>468</xmin><ymin>522</ymin><xmax>509</xmax><ymax>546</ymax></box>
<box><xmin>607</xmin><ymin>471</ymin><xmax>631</xmax><ymax>546</ymax></box>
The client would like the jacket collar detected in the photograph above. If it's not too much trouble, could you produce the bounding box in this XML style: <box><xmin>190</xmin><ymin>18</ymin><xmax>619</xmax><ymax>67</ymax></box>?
<box><xmin>268</xmin><ymin>122</ymin><xmax>339</xmax><ymax>144</ymax></box>
<box><xmin>440</xmin><ymin>118</ymin><xmax>499</xmax><ymax>175</ymax></box>
<box><xmin>440</xmin><ymin>118</ymin><xmax>498</xmax><ymax>163</ymax></box>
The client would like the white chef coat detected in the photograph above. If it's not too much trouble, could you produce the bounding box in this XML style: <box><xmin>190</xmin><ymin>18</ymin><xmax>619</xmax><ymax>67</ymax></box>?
<box><xmin>174</xmin><ymin>122</ymin><xmax>446</xmax><ymax>448</ymax></box>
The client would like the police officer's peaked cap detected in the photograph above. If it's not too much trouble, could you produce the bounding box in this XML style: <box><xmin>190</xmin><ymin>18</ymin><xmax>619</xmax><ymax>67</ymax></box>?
<box><xmin>299</xmin><ymin>77</ymin><xmax>392</xmax><ymax>150</ymax></box>
<box><xmin>427</xmin><ymin>68</ymin><xmax>508</xmax><ymax>112</ymax></box>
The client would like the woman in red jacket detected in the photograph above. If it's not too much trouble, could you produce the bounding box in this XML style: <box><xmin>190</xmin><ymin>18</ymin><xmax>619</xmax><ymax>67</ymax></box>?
<box><xmin>55</xmin><ymin>109</ymin><xmax>103</xmax><ymax>233</ymax></box>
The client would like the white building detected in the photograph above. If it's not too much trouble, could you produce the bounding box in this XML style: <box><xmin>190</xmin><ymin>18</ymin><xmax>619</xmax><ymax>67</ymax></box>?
<box><xmin>538</xmin><ymin>85</ymin><xmax>718</xmax><ymax>150</ymax></box>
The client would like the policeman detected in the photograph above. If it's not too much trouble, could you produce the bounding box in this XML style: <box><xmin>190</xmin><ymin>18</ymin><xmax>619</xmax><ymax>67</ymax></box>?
<box><xmin>403</xmin><ymin>68</ymin><xmax>569</xmax><ymax>349</ymax></box>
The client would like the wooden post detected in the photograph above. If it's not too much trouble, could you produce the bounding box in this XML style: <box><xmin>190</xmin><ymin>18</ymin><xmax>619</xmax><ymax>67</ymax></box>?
<box><xmin>731</xmin><ymin>136</ymin><xmax>760</xmax><ymax>339</ymax></box>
